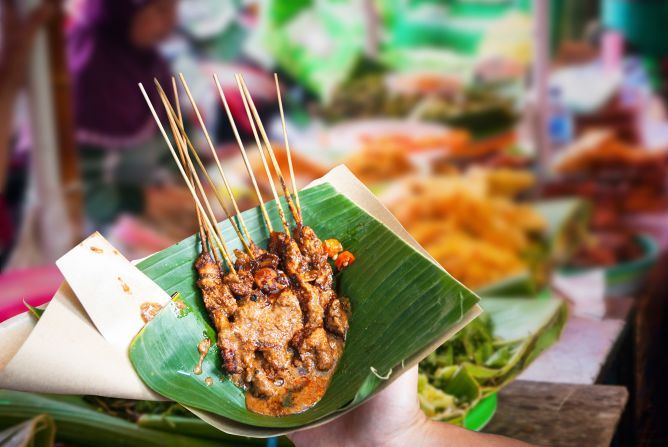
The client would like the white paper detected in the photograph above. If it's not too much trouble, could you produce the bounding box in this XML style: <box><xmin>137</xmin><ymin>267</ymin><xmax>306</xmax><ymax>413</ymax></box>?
<box><xmin>56</xmin><ymin>232</ymin><xmax>172</xmax><ymax>351</ymax></box>
<box><xmin>0</xmin><ymin>282</ymin><xmax>159</xmax><ymax>400</ymax></box>
<box><xmin>553</xmin><ymin>269</ymin><xmax>606</xmax><ymax>319</ymax></box>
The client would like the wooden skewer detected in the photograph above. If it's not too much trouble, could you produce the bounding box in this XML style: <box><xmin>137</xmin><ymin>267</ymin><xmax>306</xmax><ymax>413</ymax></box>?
<box><xmin>237</xmin><ymin>74</ymin><xmax>302</xmax><ymax>227</ymax></box>
<box><xmin>166</xmin><ymin>106</ymin><xmax>229</xmax><ymax>264</ymax></box>
<box><xmin>274</xmin><ymin>74</ymin><xmax>302</xmax><ymax>217</ymax></box>
<box><xmin>160</xmin><ymin>88</ymin><xmax>239</xmax><ymax>268</ymax></box>
<box><xmin>177</xmin><ymin>73</ymin><xmax>255</xmax><ymax>245</ymax></box>
<box><xmin>213</xmin><ymin>73</ymin><xmax>273</xmax><ymax>234</ymax></box>
<box><xmin>172</xmin><ymin>77</ymin><xmax>209</xmax><ymax>256</ymax></box>
<box><xmin>234</xmin><ymin>74</ymin><xmax>290</xmax><ymax>234</ymax></box>
<box><xmin>155</xmin><ymin>80</ymin><xmax>253</xmax><ymax>257</ymax></box>
<box><xmin>139</xmin><ymin>83</ymin><xmax>236</xmax><ymax>274</ymax></box>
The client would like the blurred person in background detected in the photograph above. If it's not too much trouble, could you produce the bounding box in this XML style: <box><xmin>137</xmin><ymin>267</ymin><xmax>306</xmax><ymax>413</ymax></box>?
<box><xmin>68</xmin><ymin>0</ymin><xmax>178</xmax><ymax>227</ymax></box>
<box><xmin>0</xmin><ymin>0</ymin><xmax>56</xmax><ymax>264</ymax></box>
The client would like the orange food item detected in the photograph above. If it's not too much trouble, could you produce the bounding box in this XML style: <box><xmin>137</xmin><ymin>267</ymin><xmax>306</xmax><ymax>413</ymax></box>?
<box><xmin>323</xmin><ymin>239</ymin><xmax>343</xmax><ymax>258</ymax></box>
<box><xmin>335</xmin><ymin>251</ymin><xmax>356</xmax><ymax>270</ymax></box>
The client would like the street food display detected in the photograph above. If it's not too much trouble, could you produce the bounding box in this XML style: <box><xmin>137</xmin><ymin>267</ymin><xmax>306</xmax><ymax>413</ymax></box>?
<box><xmin>320</xmin><ymin>59</ymin><xmax>518</xmax><ymax>142</ymax></box>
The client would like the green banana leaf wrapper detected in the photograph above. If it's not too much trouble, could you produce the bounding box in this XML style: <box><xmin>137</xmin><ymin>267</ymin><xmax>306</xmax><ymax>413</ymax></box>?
<box><xmin>478</xmin><ymin>197</ymin><xmax>589</xmax><ymax>298</ymax></box>
<box><xmin>0</xmin><ymin>391</ymin><xmax>226</xmax><ymax>447</ymax></box>
<box><xmin>418</xmin><ymin>295</ymin><xmax>568</xmax><ymax>425</ymax></box>
<box><xmin>129</xmin><ymin>166</ymin><xmax>482</xmax><ymax>436</ymax></box>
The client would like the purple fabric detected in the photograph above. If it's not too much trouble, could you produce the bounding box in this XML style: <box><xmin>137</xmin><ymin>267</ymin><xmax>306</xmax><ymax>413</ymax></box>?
<box><xmin>68</xmin><ymin>0</ymin><xmax>172</xmax><ymax>148</ymax></box>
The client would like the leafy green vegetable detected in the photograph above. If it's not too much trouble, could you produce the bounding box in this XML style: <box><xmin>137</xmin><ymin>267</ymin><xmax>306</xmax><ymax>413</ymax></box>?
<box><xmin>0</xmin><ymin>391</ymin><xmax>226</xmax><ymax>447</ymax></box>
<box><xmin>23</xmin><ymin>301</ymin><xmax>45</xmax><ymax>320</ymax></box>
<box><xmin>418</xmin><ymin>296</ymin><xmax>567</xmax><ymax>425</ymax></box>
<box><xmin>0</xmin><ymin>414</ymin><xmax>55</xmax><ymax>447</ymax></box>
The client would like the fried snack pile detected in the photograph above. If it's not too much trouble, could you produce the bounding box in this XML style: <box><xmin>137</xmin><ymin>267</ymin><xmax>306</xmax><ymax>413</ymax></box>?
<box><xmin>383</xmin><ymin>169</ymin><xmax>545</xmax><ymax>288</ymax></box>
<box><xmin>195</xmin><ymin>226</ymin><xmax>351</xmax><ymax>416</ymax></box>
<box><xmin>552</xmin><ymin>130</ymin><xmax>666</xmax><ymax>174</ymax></box>
<box><xmin>548</xmin><ymin>130</ymin><xmax>668</xmax><ymax>213</ymax></box>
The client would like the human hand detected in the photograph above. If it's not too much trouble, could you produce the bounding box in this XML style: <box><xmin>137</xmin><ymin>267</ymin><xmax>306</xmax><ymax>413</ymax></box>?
<box><xmin>288</xmin><ymin>366</ymin><xmax>428</xmax><ymax>447</ymax></box>
<box><xmin>288</xmin><ymin>365</ymin><xmax>535</xmax><ymax>447</ymax></box>
<box><xmin>0</xmin><ymin>0</ymin><xmax>56</xmax><ymax>101</ymax></box>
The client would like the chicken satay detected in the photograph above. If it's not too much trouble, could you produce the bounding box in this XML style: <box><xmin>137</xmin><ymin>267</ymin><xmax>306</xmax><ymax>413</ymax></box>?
<box><xmin>293</xmin><ymin>225</ymin><xmax>333</xmax><ymax>289</ymax></box>
<box><xmin>269</xmin><ymin>231</ymin><xmax>306</xmax><ymax>279</ymax></box>
<box><xmin>325</xmin><ymin>297</ymin><xmax>349</xmax><ymax>338</ymax></box>
<box><xmin>194</xmin><ymin>252</ymin><xmax>237</xmax><ymax>319</ymax></box>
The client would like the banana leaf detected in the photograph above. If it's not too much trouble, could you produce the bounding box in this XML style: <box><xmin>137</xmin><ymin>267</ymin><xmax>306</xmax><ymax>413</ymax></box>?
<box><xmin>129</xmin><ymin>177</ymin><xmax>480</xmax><ymax>433</ymax></box>
<box><xmin>477</xmin><ymin>197</ymin><xmax>588</xmax><ymax>297</ymax></box>
<box><xmin>533</xmin><ymin>197</ymin><xmax>590</xmax><ymax>265</ymax></box>
<box><xmin>137</xmin><ymin>415</ymin><xmax>292</xmax><ymax>446</ymax></box>
<box><xmin>0</xmin><ymin>414</ymin><xmax>55</xmax><ymax>447</ymax></box>
<box><xmin>419</xmin><ymin>295</ymin><xmax>567</xmax><ymax>424</ymax></box>
<box><xmin>0</xmin><ymin>390</ymin><xmax>226</xmax><ymax>447</ymax></box>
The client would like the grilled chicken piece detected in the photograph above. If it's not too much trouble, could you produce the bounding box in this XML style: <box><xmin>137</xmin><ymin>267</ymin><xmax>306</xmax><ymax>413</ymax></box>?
<box><xmin>195</xmin><ymin>252</ymin><xmax>237</xmax><ymax>317</ymax></box>
<box><xmin>325</xmin><ymin>298</ymin><xmax>349</xmax><ymax>338</ymax></box>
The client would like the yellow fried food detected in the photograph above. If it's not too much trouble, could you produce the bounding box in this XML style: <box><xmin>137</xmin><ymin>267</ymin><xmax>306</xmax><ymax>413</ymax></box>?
<box><xmin>383</xmin><ymin>170</ymin><xmax>545</xmax><ymax>289</ymax></box>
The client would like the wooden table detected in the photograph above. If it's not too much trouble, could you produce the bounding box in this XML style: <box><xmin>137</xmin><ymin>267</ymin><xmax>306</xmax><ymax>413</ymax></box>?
<box><xmin>485</xmin><ymin>381</ymin><xmax>628</xmax><ymax>447</ymax></box>
<box><xmin>498</xmin><ymin>298</ymin><xmax>635</xmax><ymax>445</ymax></box>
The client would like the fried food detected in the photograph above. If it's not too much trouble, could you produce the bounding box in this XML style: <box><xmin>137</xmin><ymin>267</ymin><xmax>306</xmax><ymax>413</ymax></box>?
<box><xmin>383</xmin><ymin>170</ymin><xmax>545</xmax><ymax>288</ymax></box>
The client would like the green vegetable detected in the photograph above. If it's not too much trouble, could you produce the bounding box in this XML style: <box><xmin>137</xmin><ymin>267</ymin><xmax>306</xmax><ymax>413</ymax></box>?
<box><xmin>23</xmin><ymin>301</ymin><xmax>45</xmax><ymax>320</ymax></box>
<box><xmin>0</xmin><ymin>391</ymin><xmax>226</xmax><ymax>447</ymax></box>
<box><xmin>137</xmin><ymin>415</ymin><xmax>293</xmax><ymax>446</ymax></box>
<box><xmin>418</xmin><ymin>296</ymin><xmax>567</xmax><ymax>424</ymax></box>
<box><xmin>0</xmin><ymin>414</ymin><xmax>55</xmax><ymax>447</ymax></box>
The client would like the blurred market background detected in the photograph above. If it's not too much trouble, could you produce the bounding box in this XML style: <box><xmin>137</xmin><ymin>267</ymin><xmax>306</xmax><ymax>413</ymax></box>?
<box><xmin>1</xmin><ymin>0</ymin><xmax>668</xmax><ymax>446</ymax></box>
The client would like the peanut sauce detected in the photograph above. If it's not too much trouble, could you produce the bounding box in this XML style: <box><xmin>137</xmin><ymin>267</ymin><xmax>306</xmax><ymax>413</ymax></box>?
<box><xmin>175</xmin><ymin>300</ymin><xmax>186</xmax><ymax>310</ymax></box>
<box><xmin>245</xmin><ymin>338</ymin><xmax>343</xmax><ymax>416</ymax></box>
<box><xmin>140</xmin><ymin>302</ymin><xmax>162</xmax><ymax>323</ymax></box>
<box><xmin>194</xmin><ymin>338</ymin><xmax>211</xmax><ymax>375</ymax></box>
<box><xmin>117</xmin><ymin>277</ymin><xmax>131</xmax><ymax>294</ymax></box>
<box><xmin>205</xmin><ymin>377</ymin><xmax>214</xmax><ymax>386</ymax></box>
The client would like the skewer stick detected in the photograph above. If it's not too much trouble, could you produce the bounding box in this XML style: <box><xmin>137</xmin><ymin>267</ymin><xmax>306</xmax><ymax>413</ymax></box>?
<box><xmin>237</xmin><ymin>74</ymin><xmax>302</xmax><ymax>226</ymax></box>
<box><xmin>234</xmin><ymin>74</ymin><xmax>290</xmax><ymax>234</ymax></box>
<box><xmin>177</xmin><ymin>73</ymin><xmax>254</xmax><ymax>244</ymax></box>
<box><xmin>172</xmin><ymin>77</ymin><xmax>209</xmax><ymax>256</ymax></box>
<box><xmin>165</xmin><ymin>106</ymin><xmax>230</xmax><ymax>264</ymax></box>
<box><xmin>139</xmin><ymin>83</ymin><xmax>236</xmax><ymax>274</ymax></box>
<box><xmin>155</xmin><ymin>80</ymin><xmax>252</xmax><ymax>256</ymax></box>
<box><xmin>274</xmin><ymin>74</ymin><xmax>301</xmax><ymax>216</ymax></box>
<box><xmin>161</xmin><ymin>91</ymin><xmax>240</xmax><ymax>267</ymax></box>
<box><xmin>213</xmin><ymin>74</ymin><xmax>273</xmax><ymax>233</ymax></box>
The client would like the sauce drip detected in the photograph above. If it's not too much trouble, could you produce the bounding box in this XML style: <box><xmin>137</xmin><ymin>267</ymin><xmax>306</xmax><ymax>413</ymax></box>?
<box><xmin>194</xmin><ymin>338</ymin><xmax>211</xmax><ymax>375</ymax></box>
<box><xmin>245</xmin><ymin>338</ymin><xmax>343</xmax><ymax>416</ymax></box>
<box><xmin>140</xmin><ymin>302</ymin><xmax>162</xmax><ymax>323</ymax></box>
<box><xmin>117</xmin><ymin>277</ymin><xmax>131</xmax><ymax>294</ymax></box>
<box><xmin>90</xmin><ymin>246</ymin><xmax>103</xmax><ymax>254</ymax></box>
<box><xmin>205</xmin><ymin>377</ymin><xmax>214</xmax><ymax>386</ymax></box>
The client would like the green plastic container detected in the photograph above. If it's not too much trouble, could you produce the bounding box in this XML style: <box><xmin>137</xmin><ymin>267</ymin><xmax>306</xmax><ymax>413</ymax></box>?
<box><xmin>561</xmin><ymin>234</ymin><xmax>659</xmax><ymax>298</ymax></box>
<box><xmin>464</xmin><ymin>392</ymin><xmax>498</xmax><ymax>431</ymax></box>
